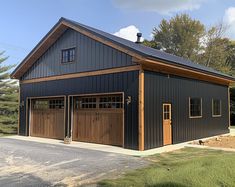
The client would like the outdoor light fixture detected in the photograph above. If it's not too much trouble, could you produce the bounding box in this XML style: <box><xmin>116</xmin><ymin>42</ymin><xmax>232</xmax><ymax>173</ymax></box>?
<box><xmin>126</xmin><ymin>96</ymin><xmax>132</xmax><ymax>105</ymax></box>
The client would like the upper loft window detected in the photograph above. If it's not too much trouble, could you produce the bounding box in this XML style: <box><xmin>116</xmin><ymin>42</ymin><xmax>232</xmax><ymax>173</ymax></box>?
<box><xmin>189</xmin><ymin>97</ymin><xmax>202</xmax><ymax>118</ymax></box>
<box><xmin>212</xmin><ymin>99</ymin><xmax>221</xmax><ymax>117</ymax></box>
<box><xmin>61</xmin><ymin>48</ymin><xmax>75</xmax><ymax>63</ymax></box>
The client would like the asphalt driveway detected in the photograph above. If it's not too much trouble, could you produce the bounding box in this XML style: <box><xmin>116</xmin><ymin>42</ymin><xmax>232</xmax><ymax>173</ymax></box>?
<box><xmin>0</xmin><ymin>137</ymin><xmax>148</xmax><ymax>187</ymax></box>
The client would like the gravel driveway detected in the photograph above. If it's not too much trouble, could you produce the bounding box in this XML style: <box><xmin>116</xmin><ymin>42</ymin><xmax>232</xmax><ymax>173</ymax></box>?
<box><xmin>0</xmin><ymin>137</ymin><xmax>148</xmax><ymax>187</ymax></box>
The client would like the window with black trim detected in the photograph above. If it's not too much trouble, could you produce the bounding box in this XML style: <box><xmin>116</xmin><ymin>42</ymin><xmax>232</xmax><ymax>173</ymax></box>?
<box><xmin>61</xmin><ymin>48</ymin><xmax>75</xmax><ymax>63</ymax></box>
<box><xmin>189</xmin><ymin>98</ymin><xmax>202</xmax><ymax>118</ymax></box>
<box><xmin>212</xmin><ymin>99</ymin><xmax>221</xmax><ymax>117</ymax></box>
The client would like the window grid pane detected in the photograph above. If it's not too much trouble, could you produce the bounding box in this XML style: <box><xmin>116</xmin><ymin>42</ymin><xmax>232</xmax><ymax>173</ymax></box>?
<box><xmin>163</xmin><ymin>105</ymin><xmax>170</xmax><ymax>120</ymax></box>
<box><xmin>62</xmin><ymin>48</ymin><xmax>75</xmax><ymax>63</ymax></box>
<box><xmin>213</xmin><ymin>99</ymin><xmax>221</xmax><ymax>116</ymax></box>
<box><xmin>75</xmin><ymin>95</ymin><xmax>123</xmax><ymax>109</ymax></box>
<box><xmin>190</xmin><ymin>98</ymin><xmax>201</xmax><ymax>117</ymax></box>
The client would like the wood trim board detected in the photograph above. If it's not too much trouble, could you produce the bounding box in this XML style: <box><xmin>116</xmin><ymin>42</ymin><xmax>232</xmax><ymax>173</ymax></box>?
<box><xmin>20</xmin><ymin>65</ymin><xmax>140</xmax><ymax>84</ymax></box>
<box><xmin>138</xmin><ymin>66</ymin><xmax>144</xmax><ymax>151</ymax></box>
<box><xmin>139</xmin><ymin>58</ymin><xmax>232</xmax><ymax>86</ymax></box>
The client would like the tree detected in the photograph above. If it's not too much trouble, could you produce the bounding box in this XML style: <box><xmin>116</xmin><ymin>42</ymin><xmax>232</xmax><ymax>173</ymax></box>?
<box><xmin>144</xmin><ymin>14</ymin><xmax>235</xmax><ymax>75</ymax></box>
<box><xmin>198</xmin><ymin>23</ymin><xmax>234</xmax><ymax>75</ymax></box>
<box><xmin>0</xmin><ymin>51</ymin><xmax>18</xmax><ymax>134</ymax></box>
<box><xmin>150</xmin><ymin>14</ymin><xmax>205</xmax><ymax>62</ymax></box>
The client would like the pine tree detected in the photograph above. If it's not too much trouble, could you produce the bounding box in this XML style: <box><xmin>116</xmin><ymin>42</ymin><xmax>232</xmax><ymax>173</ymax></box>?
<box><xmin>0</xmin><ymin>51</ymin><xmax>18</xmax><ymax>135</ymax></box>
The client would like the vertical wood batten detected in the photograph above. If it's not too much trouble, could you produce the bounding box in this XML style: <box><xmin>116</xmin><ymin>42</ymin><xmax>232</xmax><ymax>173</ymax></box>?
<box><xmin>139</xmin><ymin>66</ymin><xmax>144</xmax><ymax>151</ymax></box>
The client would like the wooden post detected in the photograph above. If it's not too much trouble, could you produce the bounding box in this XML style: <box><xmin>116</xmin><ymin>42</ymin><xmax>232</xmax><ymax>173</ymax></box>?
<box><xmin>139</xmin><ymin>66</ymin><xmax>145</xmax><ymax>151</ymax></box>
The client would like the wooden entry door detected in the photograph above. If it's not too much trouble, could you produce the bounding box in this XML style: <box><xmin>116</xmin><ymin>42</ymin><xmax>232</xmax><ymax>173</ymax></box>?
<box><xmin>72</xmin><ymin>94</ymin><xmax>124</xmax><ymax>146</ymax></box>
<box><xmin>163</xmin><ymin>103</ymin><xmax>172</xmax><ymax>145</ymax></box>
<box><xmin>30</xmin><ymin>98</ymin><xmax>65</xmax><ymax>139</ymax></box>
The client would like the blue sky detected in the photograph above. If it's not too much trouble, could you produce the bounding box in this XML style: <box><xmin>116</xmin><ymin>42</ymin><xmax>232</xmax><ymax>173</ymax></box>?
<box><xmin>1</xmin><ymin>0</ymin><xmax>235</xmax><ymax>68</ymax></box>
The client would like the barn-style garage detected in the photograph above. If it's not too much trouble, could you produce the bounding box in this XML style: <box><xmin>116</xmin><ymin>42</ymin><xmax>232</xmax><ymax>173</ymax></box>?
<box><xmin>11</xmin><ymin>18</ymin><xmax>235</xmax><ymax>151</ymax></box>
<box><xmin>30</xmin><ymin>97</ymin><xmax>65</xmax><ymax>139</ymax></box>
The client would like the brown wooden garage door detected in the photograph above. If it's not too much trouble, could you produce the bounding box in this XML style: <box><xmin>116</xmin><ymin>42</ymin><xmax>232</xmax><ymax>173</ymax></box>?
<box><xmin>30</xmin><ymin>98</ymin><xmax>65</xmax><ymax>139</ymax></box>
<box><xmin>72</xmin><ymin>94</ymin><xmax>124</xmax><ymax>146</ymax></box>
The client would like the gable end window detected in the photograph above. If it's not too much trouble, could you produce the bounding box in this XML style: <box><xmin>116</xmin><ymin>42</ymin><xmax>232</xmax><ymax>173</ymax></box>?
<box><xmin>212</xmin><ymin>99</ymin><xmax>221</xmax><ymax>117</ymax></box>
<box><xmin>61</xmin><ymin>48</ymin><xmax>75</xmax><ymax>63</ymax></box>
<box><xmin>189</xmin><ymin>98</ymin><xmax>202</xmax><ymax>118</ymax></box>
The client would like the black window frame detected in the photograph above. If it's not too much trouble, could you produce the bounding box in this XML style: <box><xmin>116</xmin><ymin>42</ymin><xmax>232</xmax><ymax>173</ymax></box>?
<box><xmin>61</xmin><ymin>47</ymin><xmax>76</xmax><ymax>63</ymax></box>
<box><xmin>189</xmin><ymin>97</ymin><xmax>202</xmax><ymax>118</ymax></box>
<box><xmin>212</xmin><ymin>99</ymin><xmax>221</xmax><ymax>117</ymax></box>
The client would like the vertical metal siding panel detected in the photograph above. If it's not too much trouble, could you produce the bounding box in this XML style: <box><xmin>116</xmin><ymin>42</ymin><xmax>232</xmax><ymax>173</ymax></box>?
<box><xmin>111</xmin><ymin>49</ymin><xmax>115</xmax><ymax>68</ymax></box>
<box><xmin>96</xmin><ymin>41</ymin><xmax>100</xmax><ymax>70</ymax></box>
<box><xmin>21</xmin><ymin>29</ymin><xmax>134</xmax><ymax>80</ymax></box>
<box><xmin>144</xmin><ymin>71</ymin><xmax>229</xmax><ymax>149</ymax></box>
<box><xmin>79</xmin><ymin>33</ymin><xmax>84</xmax><ymax>71</ymax></box>
<box><xmin>88</xmin><ymin>37</ymin><xmax>92</xmax><ymax>71</ymax></box>
<box><xmin>91</xmin><ymin>40</ymin><xmax>96</xmax><ymax>70</ymax></box>
<box><xmin>20</xmin><ymin>71</ymin><xmax>139</xmax><ymax>149</ymax></box>
<box><xmin>75</xmin><ymin>32</ymin><xmax>79</xmax><ymax>72</ymax></box>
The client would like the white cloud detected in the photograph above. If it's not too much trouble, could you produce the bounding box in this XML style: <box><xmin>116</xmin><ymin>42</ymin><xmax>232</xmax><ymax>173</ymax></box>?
<box><xmin>112</xmin><ymin>0</ymin><xmax>204</xmax><ymax>15</ymax></box>
<box><xmin>223</xmin><ymin>7</ymin><xmax>235</xmax><ymax>39</ymax></box>
<box><xmin>114</xmin><ymin>25</ymin><xmax>144</xmax><ymax>42</ymax></box>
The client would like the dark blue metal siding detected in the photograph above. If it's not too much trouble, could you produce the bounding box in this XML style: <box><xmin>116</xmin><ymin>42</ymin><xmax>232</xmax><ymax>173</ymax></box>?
<box><xmin>21</xmin><ymin>29</ymin><xmax>133</xmax><ymax>80</ymax></box>
<box><xmin>144</xmin><ymin>71</ymin><xmax>229</xmax><ymax>150</ymax></box>
<box><xmin>19</xmin><ymin>71</ymin><xmax>139</xmax><ymax>150</ymax></box>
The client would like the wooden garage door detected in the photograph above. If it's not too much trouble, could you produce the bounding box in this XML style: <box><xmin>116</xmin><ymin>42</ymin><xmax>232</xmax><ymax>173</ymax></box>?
<box><xmin>73</xmin><ymin>94</ymin><xmax>124</xmax><ymax>146</ymax></box>
<box><xmin>30</xmin><ymin>98</ymin><xmax>65</xmax><ymax>139</ymax></box>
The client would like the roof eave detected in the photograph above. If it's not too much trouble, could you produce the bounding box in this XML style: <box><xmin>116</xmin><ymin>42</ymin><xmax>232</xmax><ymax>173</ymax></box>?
<box><xmin>10</xmin><ymin>18</ymin><xmax>68</xmax><ymax>79</ymax></box>
<box><xmin>140</xmin><ymin>57</ymin><xmax>235</xmax><ymax>85</ymax></box>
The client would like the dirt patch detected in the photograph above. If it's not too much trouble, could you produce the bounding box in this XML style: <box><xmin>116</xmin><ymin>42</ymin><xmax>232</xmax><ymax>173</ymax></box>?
<box><xmin>193</xmin><ymin>136</ymin><xmax>235</xmax><ymax>149</ymax></box>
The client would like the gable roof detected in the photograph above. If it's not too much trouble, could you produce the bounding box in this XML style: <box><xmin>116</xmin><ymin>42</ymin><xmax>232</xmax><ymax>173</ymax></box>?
<box><xmin>11</xmin><ymin>17</ymin><xmax>235</xmax><ymax>83</ymax></box>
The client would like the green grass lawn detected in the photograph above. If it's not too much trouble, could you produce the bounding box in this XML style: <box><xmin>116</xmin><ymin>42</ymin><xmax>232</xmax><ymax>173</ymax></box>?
<box><xmin>99</xmin><ymin>148</ymin><xmax>235</xmax><ymax>187</ymax></box>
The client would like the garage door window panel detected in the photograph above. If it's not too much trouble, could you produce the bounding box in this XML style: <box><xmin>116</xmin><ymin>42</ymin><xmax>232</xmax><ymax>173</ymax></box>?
<box><xmin>99</xmin><ymin>95</ymin><xmax>123</xmax><ymax>109</ymax></box>
<box><xmin>75</xmin><ymin>97</ymin><xmax>97</xmax><ymax>109</ymax></box>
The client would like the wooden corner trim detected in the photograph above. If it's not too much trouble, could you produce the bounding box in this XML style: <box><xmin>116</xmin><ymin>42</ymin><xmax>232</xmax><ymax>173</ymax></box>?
<box><xmin>138</xmin><ymin>66</ymin><xmax>145</xmax><ymax>151</ymax></box>
<box><xmin>20</xmin><ymin>65</ymin><xmax>140</xmax><ymax>84</ymax></box>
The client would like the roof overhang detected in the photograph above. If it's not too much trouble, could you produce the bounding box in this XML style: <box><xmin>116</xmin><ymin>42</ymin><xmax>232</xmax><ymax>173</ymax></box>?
<box><xmin>11</xmin><ymin>18</ymin><xmax>235</xmax><ymax>86</ymax></box>
<box><xmin>11</xmin><ymin>18</ymin><xmax>144</xmax><ymax>79</ymax></box>
<box><xmin>11</xmin><ymin>20</ymin><xmax>68</xmax><ymax>79</ymax></box>
<box><xmin>135</xmin><ymin>58</ymin><xmax>234</xmax><ymax>86</ymax></box>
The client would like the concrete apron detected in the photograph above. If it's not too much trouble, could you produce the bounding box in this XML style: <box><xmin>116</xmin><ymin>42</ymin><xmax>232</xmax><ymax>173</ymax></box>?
<box><xmin>4</xmin><ymin>129</ymin><xmax>234</xmax><ymax>156</ymax></box>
